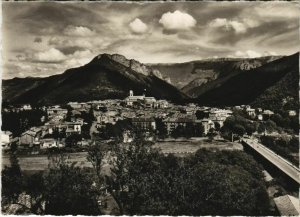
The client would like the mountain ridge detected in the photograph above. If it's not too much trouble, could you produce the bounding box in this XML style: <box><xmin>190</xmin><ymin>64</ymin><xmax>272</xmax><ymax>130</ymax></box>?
<box><xmin>2</xmin><ymin>53</ymin><xmax>188</xmax><ymax>105</ymax></box>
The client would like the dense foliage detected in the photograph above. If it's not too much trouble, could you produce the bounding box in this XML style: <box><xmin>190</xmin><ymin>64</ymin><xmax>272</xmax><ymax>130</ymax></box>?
<box><xmin>2</xmin><ymin>139</ymin><xmax>270</xmax><ymax>215</ymax></box>
<box><xmin>1</xmin><ymin>109</ymin><xmax>47</xmax><ymax>136</ymax></box>
<box><xmin>1</xmin><ymin>153</ymin><xmax>101</xmax><ymax>215</ymax></box>
<box><xmin>106</xmin><ymin>140</ymin><xmax>270</xmax><ymax>215</ymax></box>
<box><xmin>221</xmin><ymin>113</ymin><xmax>258</xmax><ymax>139</ymax></box>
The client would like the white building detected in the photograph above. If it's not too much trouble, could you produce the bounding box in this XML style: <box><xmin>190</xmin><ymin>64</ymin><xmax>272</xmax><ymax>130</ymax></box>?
<box><xmin>124</xmin><ymin>90</ymin><xmax>157</xmax><ymax>107</ymax></box>
<box><xmin>1</xmin><ymin>131</ymin><xmax>13</xmax><ymax>145</ymax></box>
<box><xmin>246</xmin><ymin>108</ymin><xmax>256</xmax><ymax>117</ymax></box>
<box><xmin>40</xmin><ymin>138</ymin><xmax>58</xmax><ymax>149</ymax></box>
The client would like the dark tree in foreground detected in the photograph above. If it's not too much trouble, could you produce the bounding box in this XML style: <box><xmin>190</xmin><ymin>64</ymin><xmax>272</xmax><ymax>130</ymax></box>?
<box><xmin>1</xmin><ymin>151</ymin><xmax>23</xmax><ymax>205</ymax></box>
<box><xmin>44</xmin><ymin>155</ymin><xmax>101</xmax><ymax>215</ymax></box>
<box><xmin>106</xmin><ymin>139</ymin><xmax>270</xmax><ymax>215</ymax></box>
<box><xmin>87</xmin><ymin>142</ymin><xmax>105</xmax><ymax>180</ymax></box>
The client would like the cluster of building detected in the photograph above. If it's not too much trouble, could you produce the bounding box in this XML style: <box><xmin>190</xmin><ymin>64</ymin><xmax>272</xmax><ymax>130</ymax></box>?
<box><xmin>236</xmin><ymin>105</ymin><xmax>296</xmax><ymax>120</ymax></box>
<box><xmin>96</xmin><ymin>91</ymin><xmax>233</xmax><ymax>138</ymax></box>
<box><xmin>2</xmin><ymin>90</ymin><xmax>234</xmax><ymax>149</ymax></box>
<box><xmin>2</xmin><ymin>90</ymin><xmax>298</xmax><ymax>149</ymax></box>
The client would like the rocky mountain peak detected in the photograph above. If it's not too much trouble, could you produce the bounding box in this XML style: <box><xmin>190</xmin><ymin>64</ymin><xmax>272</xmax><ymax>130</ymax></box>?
<box><xmin>92</xmin><ymin>53</ymin><xmax>165</xmax><ymax>80</ymax></box>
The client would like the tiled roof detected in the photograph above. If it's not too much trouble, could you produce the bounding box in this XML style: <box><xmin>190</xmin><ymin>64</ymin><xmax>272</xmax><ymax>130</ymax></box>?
<box><xmin>274</xmin><ymin>195</ymin><xmax>300</xmax><ymax>216</ymax></box>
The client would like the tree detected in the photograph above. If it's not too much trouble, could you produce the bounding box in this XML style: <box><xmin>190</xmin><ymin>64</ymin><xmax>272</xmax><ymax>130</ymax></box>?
<box><xmin>265</xmin><ymin>120</ymin><xmax>277</xmax><ymax>133</ymax></box>
<box><xmin>106</xmin><ymin>139</ymin><xmax>162</xmax><ymax>215</ymax></box>
<box><xmin>214</xmin><ymin>122</ymin><xmax>221</xmax><ymax>131</ymax></box>
<box><xmin>171</xmin><ymin>125</ymin><xmax>185</xmax><ymax>138</ymax></box>
<box><xmin>106</xmin><ymin>139</ymin><xmax>270</xmax><ymax>215</ymax></box>
<box><xmin>87</xmin><ymin>142</ymin><xmax>105</xmax><ymax>180</ymax></box>
<box><xmin>65</xmin><ymin>133</ymin><xmax>82</xmax><ymax>147</ymax></box>
<box><xmin>233</xmin><ymin>124</ymin><xmax>245</xmax><ymax>136</ymax></box>
<box><xmin>1</xmin><ymin>152</ymin><xmax>23</xmax><ymax>205</ymax></box>
<box><xmin>23</xmin><ymin>172</ymin><xmax>46</xmax><ymax>214</ymax></box>
<box><xmin>155</xmin><ymin>118</ymin><xmax>168</xmax><ymax>139</ymax></box>
<box><xmin>44</xmin><ymin>154</ymin><xmax>101</xmax><ymax>215</ymax></box>
<box><xmin>195</xmin><ymin>110</ymin><xmax>206</xmax><ymax>119</ymax></box>
<box><xmin>245</xmin><ymin>122</ymin><xmax>257</xmax><ymax>135</ymax></box>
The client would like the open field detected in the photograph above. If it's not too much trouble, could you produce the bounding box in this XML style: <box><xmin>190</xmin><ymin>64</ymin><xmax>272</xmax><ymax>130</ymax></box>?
<box><xmin>153</xmin><ymin>138</ymin><xmax>243</xmax><ymax>156</ymax></box>
<box><xmin>2</xmin><ymin>139</ymin><xmax>243</xmax><ymax>171</ymax></box>
<box><xmin>2</xmin><ymin>152</ymin><xmax>92</xmax><ymax>171</ymax></box>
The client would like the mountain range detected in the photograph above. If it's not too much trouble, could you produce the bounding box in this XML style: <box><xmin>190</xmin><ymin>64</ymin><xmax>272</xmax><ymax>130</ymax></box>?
<box><xmin>2</xmin><ymin>52</ymin><xmax>299</xmax><ymax>110</ymax></box>
<box><xmin>2</xmin><ymin>54</ymin><xmax>188</xmax><ymax>105</ymax></box>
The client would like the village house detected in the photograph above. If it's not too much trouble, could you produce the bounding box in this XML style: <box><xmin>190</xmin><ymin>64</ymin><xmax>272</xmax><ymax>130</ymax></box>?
<box><xmin>68</xmin><ymin>102</ymin><xmax>91</xmax><ymax>111</ymax></box>
<box><xmin>123</xmin><ymin>130</ymin><xmax>134</xmax><ymax>143</ymax></box>
<box><xmin>21</xmin><ymin>104</ymin><xmax>32</xmax><ymax>111</ymax></box>
<box><xmin>288</xmin><ymin>110</ymin><xmax>297</xmax><ymax>117</ymax></box>
<box><xmin>262</xmin><ymin>110</ymin><xmax>274</xmax><ymax>119</ymax></box>
<box><xmin>144</xmin><ymin>97</ymin><xmax>156</xmax><ymax>108</ymax></box>
<box><xmin>208</xmin><ymin>109</ymin><xmax>232</xmax><ymax>127</ymax></box>
<box><xmin>1</xmin><ymin>131</ymin><xmax>13</xmax><ymax>144</ymax></box>
<box><xmin>40</xmin><ymin>138</ymin><xmax>58</xmax><ymax>149</ymax></box>
<box><xmin>154</xmin><ymin>100</ymin><xmax>169</xmax><ymax>109</ymax></box>
<box><xmin>96</xmin><ymin>113</ymin><xmax>117</xmax><ymax>129</ymax></box>
<box><xmin>257</xmin><ymin>108</ymin><xmax>263</xmax><ymax>113</ymax></box>
<box><xmin>257</xmin><ymin>114</ymin><xmax>263</xmax><ymax>121</ymax></box>
<box><xmin>273</xmin><ymin>194</ymin><xmax>300</xmax><ymax>216</ymax></box>
<box><xmin>65</xmin><ymin>122</ymin><xmax>82</xmax><ymax>136</ymax></box>
<box><xmin>163</xmin><ymin>116</ymin><xmax>202</xmax><ymax>135</ymax></box>
<box><xmin>201</xmin><ymin>119</ymin><xmax>215</xmax><ymax>135</ymax></box>
<box><xmin>20</xmin><ymin>127</ymin><xmax>43</xmax><ymax>146</ymax></box>
<box><xmin>71</xmin><ymin>117</ymin><xmax>84</xmax><ymax>125</ymax></box>
<box><xmin>131</xmin><ymin>117</ymin><xmax>156</xmax><ymax>131</ymax></box>
<box><xmin>47</xmin><ymin>107</ymin><xmax>68</xmax><ymax>119</ymax></box>
<box><xmin>246</xmin><ymin>108</ymin><xmax>256</xmax><ymax>117</ymax></box>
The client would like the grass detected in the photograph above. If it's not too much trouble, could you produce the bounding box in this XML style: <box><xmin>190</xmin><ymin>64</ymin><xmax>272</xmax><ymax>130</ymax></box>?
<box><xmin>153</xmin><ymin>139</ymin><xmax>243</xmax><ymax>156</ymax></box>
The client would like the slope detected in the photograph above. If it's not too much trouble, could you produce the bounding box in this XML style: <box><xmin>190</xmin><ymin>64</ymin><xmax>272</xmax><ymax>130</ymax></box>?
<box><xmin>2</xmin><ymin>54</ymin><xmax>188</xmax><ymax>105</ymax></box>
<box><xmin>195</xmin><ymin>53</ymin><xmax>299</xmax><ymax>108</ymax></box>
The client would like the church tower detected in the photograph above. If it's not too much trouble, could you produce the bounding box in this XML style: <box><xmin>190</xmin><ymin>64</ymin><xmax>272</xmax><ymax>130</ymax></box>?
<box><xmin>129</xmin><ymin>90</ymin><xmax>133</xmax><ymax>97</ymax></box>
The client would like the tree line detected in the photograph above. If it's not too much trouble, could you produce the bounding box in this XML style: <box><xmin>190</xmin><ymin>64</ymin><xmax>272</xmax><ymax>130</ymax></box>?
<box><xmin>2</xmin><ymin>139</ymin><xmax>271</xmax><ymax>215</ymax></box>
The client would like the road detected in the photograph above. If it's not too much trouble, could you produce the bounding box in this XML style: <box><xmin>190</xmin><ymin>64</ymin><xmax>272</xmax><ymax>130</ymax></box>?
<box><xmin>242</xmin><ymin>138</ymin><xmax>300</xmax><ymax>184</ymax></box>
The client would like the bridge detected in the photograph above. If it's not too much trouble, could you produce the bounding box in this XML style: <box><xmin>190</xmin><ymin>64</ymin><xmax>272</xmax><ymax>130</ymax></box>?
<box><xmin>242</xmin><ymin>138</ymin><xmax>300</xmax><ymax>184</ymax></box>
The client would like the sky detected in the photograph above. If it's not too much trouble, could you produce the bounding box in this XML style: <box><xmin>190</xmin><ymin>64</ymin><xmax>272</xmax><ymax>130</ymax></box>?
<box><xmin>2</xmin><ymin>1</ymin><xmax>299</xmax><ymax>79</ymax></box>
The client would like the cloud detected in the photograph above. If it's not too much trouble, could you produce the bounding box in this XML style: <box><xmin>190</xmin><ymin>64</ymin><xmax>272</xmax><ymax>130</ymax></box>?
<box><xmin>34</xmin><ymin>37</ymin><xmax>42</xmax><ymax>43</ymax></box>
<box><xmin>48</xmin><ymin>37</ymin><xmax>93</xmax><ymax>49</ymax></box>
<box><xmin>235</xmin><ymin>50</ymin><xmax>262</xmax><ymax>58</ymax></box>
<box><xmin>63</xmin><ymin>25</ymin><xmax>96</xmax><ymax>37</ymax></box>
<box><xmin>159</xmin><ymin>10</ymin><xmax>196</xmax><ymax>31</ymax></box>
<box><xmin>129</xmin><ymin>18</ymin><xmax>148</xmax><ymax>34</ymax></box>
<box><xmin>34</xmin><ymin>48</ymin><xmax>67</xmax><ymax>63</ymax></box>
<box><xmin>209</xmin><ymin>18</ymin><xmax>247</xmax><ymax>34</ymax></box>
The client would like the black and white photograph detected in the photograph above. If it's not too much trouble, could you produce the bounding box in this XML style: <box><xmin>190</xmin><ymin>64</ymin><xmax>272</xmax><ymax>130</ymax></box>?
<box><xmin>1</xmin><ymin>0</ymin><xmax>299</xmax><ymax>215</ymax></box>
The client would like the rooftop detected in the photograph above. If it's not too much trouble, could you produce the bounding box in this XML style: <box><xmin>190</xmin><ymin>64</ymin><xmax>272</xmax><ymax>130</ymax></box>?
<box><xmin>274</xmin><ymin>195</ymin><xmax>300</xmax><ymax>216</ymax></box>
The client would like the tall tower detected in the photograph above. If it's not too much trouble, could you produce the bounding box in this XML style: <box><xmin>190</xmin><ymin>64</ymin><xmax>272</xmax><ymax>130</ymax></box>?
<box><xmin>129</xmin><ymin>90</ymin><xmax>133</xmax><ymax>97</ymax></box>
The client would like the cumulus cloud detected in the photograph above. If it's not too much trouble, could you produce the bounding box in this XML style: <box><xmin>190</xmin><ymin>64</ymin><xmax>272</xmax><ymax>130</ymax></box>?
<box><xmin>209</xmin><ymin>18</ymin><xmax>248</xmax><ymax>34</ymax></box>
<box><xmin>159</xmin><ymin>10</ymin><xmax>196</xmax><ymax>31</ymax></box>
<box><xmin>34</xmin><ymin>48</ymin><xmax>67</xmax><ymax>63</ymax></box>
<box><xmin>129</xmin><ymin>18</ymin><xmax>148</xmax><ymax>34</ymax></box>
<box><xmin>209</xmin><ymin>17</ymin><xmax>260</xmax><ymax>34</ymax></box>
<box><xmin>63</xmin><ymin>25</ymin><xmax>96</xmax><ymax>37</ymax></box>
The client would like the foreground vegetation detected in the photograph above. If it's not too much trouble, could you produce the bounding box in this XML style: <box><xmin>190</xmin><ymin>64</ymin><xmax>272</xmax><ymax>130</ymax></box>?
<box><xmin>2</xmin><ymin>139</ymin><xmax>270</xmax><ymax>215</ymax></box>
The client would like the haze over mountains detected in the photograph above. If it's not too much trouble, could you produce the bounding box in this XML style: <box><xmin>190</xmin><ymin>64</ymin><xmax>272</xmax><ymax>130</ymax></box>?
<box><xmin>2</xmin><ymin>52</ymin><xmax>299</xmax><ymax>110</ymax></box>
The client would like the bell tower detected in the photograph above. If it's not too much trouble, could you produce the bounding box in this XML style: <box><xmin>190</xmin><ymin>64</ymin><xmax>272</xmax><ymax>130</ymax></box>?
<box><xmin>129</xmin><ymin>90</ymin><xmax>133</xmax><ymax>97</ymax></box>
